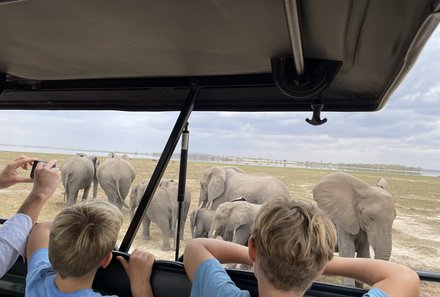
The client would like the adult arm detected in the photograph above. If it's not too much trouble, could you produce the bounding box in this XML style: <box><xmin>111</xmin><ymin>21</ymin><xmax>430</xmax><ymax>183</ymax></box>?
<box><xmin>0</xmin><ymin>159</ymin><xmax>59</xmax><ymax>277</ymax></box>
<box><xmin>117</xmin><ymin>249</ymin><xmax>155</xmax><ymax>297</ymax></box>
<box><xmin>0</xmin><ymin>156</ymin><xmax>36</xmax><ymax>189</ymax></box>
<box><xmin>17</xmin><ymin>159</ymin><xmax>60</xmax><ymax>225</ymax></box>
<box><xmin>184</xmin><ymin>238</ymin><xmax>252</xmax><ymax>281</ymax></box>
<box><xmin>323</xmin><ymin>257</ymin><xmax>419</xmax><ymax>297</ymax></box>
<box><xmin>0</xmin><ymin>213</ymin><xmax>33</xmax><ymax>277</ymax></box>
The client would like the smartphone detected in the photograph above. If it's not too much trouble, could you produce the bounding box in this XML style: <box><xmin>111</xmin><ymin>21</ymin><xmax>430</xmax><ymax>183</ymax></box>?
<box><xmin>30</xmin><ymin>161</ymin><xmax>55</xmax><ymax>179</ymax></box>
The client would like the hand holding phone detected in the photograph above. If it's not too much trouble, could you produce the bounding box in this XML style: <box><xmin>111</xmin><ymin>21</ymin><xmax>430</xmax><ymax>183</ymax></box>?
<box><xmin>30</xmin><ymin>161</ymin><xmax>56</xmax><ymax>179</ymax></box>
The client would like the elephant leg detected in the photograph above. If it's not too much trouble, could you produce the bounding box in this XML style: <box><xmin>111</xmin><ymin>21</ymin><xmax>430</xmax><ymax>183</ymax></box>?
<box><xmin>157</xmin><ymin>218</ymin><xmax>171</xmax><ymax>251</ymax></box>
<box><xmin>354</xmin><ymin>236</ymin><xmax>371</xmax><ymax>288</ymax></box>
<box><xmin>337</xmin><ymin>226</ymin><xmax>357</xmax><ymax>287</ymax></box>
<box><xmin>179</xmin><ymin>213</ymin><xmax>187</xmax><ymax>240</ymax></box>
<box><xmin>141</xmin><ymin>217</ymin><xmax>151</xmax><ymax>240</ymax></box>
<box><xmin>175</xmin><ymin>207</ymin><xmax>185</xmax><ymax>240</ymax></box>
<box><xmin>81</xmin><ymin>185</ymin><xmax>91</xmax><ymax>201</ymax></box>
<box><xmin>67</xmin><ymin>189</ymin><xmax>80</xmax><ymax>206</ymax></box>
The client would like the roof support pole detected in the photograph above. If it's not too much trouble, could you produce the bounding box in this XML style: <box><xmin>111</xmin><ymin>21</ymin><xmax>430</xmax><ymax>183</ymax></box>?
<box><xmin>174</xmin><ymin>122</ymin><xmax>189</xmax><ymax>261</ymax></box>
<box><xmin>283</xmin><ymin>0</ymin><xmax>304</xmax><ymax>82</ymax></box>
<box><xmin>119</xmin><ymin>84</ymin><xmax>199</xmax><ymax>252</ymax></box>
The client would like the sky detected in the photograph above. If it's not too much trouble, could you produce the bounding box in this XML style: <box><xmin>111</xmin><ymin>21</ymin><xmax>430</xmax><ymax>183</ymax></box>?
<box><xmin>0</xmin><ymin>27</ymin><xmax>439</xmax><ymax>171</ymax></box>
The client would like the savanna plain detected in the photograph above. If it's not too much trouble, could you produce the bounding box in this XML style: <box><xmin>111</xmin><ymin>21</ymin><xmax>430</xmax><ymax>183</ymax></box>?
<box><xmin>0</xmin><ymin>151</ymin><xmax>439</xmax><ymax>296</ymax></box>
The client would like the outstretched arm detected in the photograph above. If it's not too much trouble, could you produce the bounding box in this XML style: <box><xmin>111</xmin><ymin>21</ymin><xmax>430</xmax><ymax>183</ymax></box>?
<box><xmin>184</xmin><ymin>238</ymin><xmax>252</xmax><ymax>281</ymax></box>
<box><xmin>117</xmin><ymin>249</ymin><xmax>155</xmax><ymax>297</ymax></box>
<box><xmin>323</xmin><ymin>257</ymin><xmax>419</xmax><ymax>297</ymax></box>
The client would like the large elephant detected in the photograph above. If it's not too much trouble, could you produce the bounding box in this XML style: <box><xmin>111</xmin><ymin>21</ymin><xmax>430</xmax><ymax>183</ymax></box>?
<box><xmin>199</xmin><ymin>166</ymin><xmax>290</xmax><ymax>210</ymax></box>
<box><xmin>129</xmin><ymin>181</ymin><xmax>177</xmax><ymax>251</ymax></box>
<box><xmin>190</xmin><ymin>207</ymin><xmax>215</xmax><ymax>238</ymax></box>
<box><xmin>60</xmin><ymin>153</ymin><xmax>99</xmax><ymax>206</ymax></box>
<box><xmin>313</xmin><ymin>172</ymin><xmax>396</xmax><ymax>286</ymax></box>
<box><xmin>209</xmin><ymin>200</ymin><xmax>261</xmax><ymax>246</ymax></box>
<box><xmin>158</xmin><ymin>179</ymin><xmax>191</xmax><ymax>240</ymax></box>
<box><xmin>96</xmin><ymin>153</ymin><xmax>136</xmax><ymax>209</ymax></box>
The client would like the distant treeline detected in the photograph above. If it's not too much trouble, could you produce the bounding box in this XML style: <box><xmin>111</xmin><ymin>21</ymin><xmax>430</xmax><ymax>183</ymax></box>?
<box><xmin>0</xmin><ymin>143</ymin><xmax>423</xmax><ymax>175</ymax></box>
<box><xmin>152</xmin><ymin>152</ymin><xmax>423</xmax><ymax>175</ymax></box>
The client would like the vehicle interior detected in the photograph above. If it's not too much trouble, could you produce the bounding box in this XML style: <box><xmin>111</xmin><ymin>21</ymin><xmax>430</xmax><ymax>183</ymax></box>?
<box><xmin>0</xmin><ymin>0</ymin><xmax>439</xmax><ymax>296</ymax></box>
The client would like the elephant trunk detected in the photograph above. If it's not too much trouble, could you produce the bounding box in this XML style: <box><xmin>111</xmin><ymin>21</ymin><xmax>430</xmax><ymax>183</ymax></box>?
<box><xmin>371</xmin><ymin>231</ymin><xmax>393</xmax><ymax>261</ymax></box>
<box><xmin>373</xmin><ymin>245</ymin><xmax>392</xmax><ymax>261</ymax></box>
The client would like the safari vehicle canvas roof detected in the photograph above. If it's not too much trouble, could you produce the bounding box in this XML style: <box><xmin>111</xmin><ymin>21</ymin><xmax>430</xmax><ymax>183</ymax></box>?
<box><xmin>0</xmin><ymin>0</ymin><xmax>439</xmax><ymax>112</ymax></box>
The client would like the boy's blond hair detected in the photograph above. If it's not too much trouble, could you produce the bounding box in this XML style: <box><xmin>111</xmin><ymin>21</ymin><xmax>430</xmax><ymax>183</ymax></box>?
<box><xmin>49</xmin><ymin>200</ymin><xmax>123</xmax><ymax>278</ymax></box>
<box><xmin>251</xmin><ymin>196</ymin><xmax>336</xmax><ymax>293</ymax></box>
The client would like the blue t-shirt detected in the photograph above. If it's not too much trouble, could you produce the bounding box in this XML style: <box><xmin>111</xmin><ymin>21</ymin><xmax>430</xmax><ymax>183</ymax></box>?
<box><xmin>26</xmin><ymin>248</ymin><xmax>117</xmax><ymax>297</ymax></box>
<box><xmin>191</xmin><ymin>258</ymin><xmax>388</xmax><ymax>297</ymax></box>
<box><xmin>191</xmin><ymin>258</ymin><xmax>250</xmax><ymax>297</ymax></box>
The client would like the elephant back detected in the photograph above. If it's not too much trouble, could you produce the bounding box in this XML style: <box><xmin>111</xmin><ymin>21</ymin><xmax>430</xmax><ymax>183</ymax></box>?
<box><xmin>225</xmin><ymin>169</ymin><xmax>290</xmax><ymax>204</ymax></box>
<box><xmin>97</xmin><ymin>156</ymin><xmax>135</xmax><ymax>182</ymax></box>
<box><xmin>61</xmin><ymin>155</ymin><xmax>95</xmax><ymax>186</ymax></box>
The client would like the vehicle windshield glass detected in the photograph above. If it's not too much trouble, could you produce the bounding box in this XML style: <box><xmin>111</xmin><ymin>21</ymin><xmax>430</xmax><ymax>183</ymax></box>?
<box><xmin>0</xmin><ymin>24</ymin><xmax>439</xmax><ymax>297</ymax></box>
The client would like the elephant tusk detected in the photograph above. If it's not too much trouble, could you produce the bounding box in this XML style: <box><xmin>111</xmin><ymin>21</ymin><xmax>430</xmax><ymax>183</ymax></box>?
<box><xmin>211</xmin><ymin>230</ymin><xmax>218</xmax><ymax>238</ymax></box>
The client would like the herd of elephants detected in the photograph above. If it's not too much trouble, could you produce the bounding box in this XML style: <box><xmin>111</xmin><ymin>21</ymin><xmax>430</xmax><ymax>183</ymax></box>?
<box><xmin>60</xmin><ymin>153</ymin><xmax>396</xmax><ymax>284</ymax></box>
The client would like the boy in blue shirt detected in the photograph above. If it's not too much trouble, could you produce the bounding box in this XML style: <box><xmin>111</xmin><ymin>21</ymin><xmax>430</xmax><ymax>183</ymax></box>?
<box><xmin>184</xmin><ymin>197</ymin><xmax>419</xmax><ymax>297</ymax></box>
<box><xmin>26</xmin><ymin>200</ymin><xmax>155</xmax><ymax>297</ymax></box>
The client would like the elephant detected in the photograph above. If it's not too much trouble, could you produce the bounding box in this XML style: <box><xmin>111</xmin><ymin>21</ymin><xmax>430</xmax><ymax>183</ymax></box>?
<box><xmin>189</xmin><ymin>207</ymin><xmax>215</xmax><ymax>238</ymax></box>
<box><xmin>158</xmin><ymin>179</ymin><xmax>191</xmax><ymax>240</ymax></box>
<box><xmin>313</xmin><ymin>172</ymin><xmax>396</xmax><ymax>286</ymax></box>
<box><xmin>60</xmin><ymin>153</ymin><xmax>99</xmax><ymax>206</ymax></box>
<box><xmin>209</xmin><ymin>200</ymin><xmax>261</xmax><ymax>246</ymax></box>
<box><xmin>96</xmin><ymin>153</ymin><xmax>136</xmax><ymax>209</ymax></box>
<box><xmin>129</xmin><ymin>181</ymin><xmax>177</xmax><ymax>251</ymax></box>
<box><xmin>199</xmin><ymin>166</ymin><xmax>291</xmax><ymax>210</ymax></box>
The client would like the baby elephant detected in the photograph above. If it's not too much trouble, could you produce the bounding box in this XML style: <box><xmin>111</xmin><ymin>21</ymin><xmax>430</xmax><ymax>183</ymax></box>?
<box><xmin>190</xmin><ymin>208</ymin><xmax>216</xmax><ymax>238</ymax></box>
<box><xmin>130</xmin><ymin>181</ymin><xmax>177</xmax><ymax>251</ymax></box>
<box><xmin>209</xmin><ymin>200</ymin><xmax>261</xmax><ymax>246</ymax></box>
<box><xmin>159</xmin><ymin>179</ymin><xmax>192</xmax><ymax>240</ymax></box>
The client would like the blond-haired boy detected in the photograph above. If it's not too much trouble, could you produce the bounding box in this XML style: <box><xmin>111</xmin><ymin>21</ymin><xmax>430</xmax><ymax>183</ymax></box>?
<box><xmin>26</xmin><ymin>200</ymin><xmax>154</xmax><ymax>297</ymax></box>
<box><xmin>184</xmin><ymin>197</ymin><xmax>419</xmax><ymax>297</ymax></box>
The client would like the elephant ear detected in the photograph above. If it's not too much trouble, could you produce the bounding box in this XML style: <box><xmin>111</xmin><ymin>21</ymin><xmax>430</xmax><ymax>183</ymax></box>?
<box><xmin>122</xmin><ymin>154</ymin><xmax>130</xmax><ymax>161</ymax></box>
<box><xmin>226</xmin><ymin>202</ymin><xmax>253</xmax><ymax>231</ymax></box>
<box><xmin>313</xmin><ymin>175</ymin><xmax>360</xmax><ymax>235</ymax></box>
<box><xmin>107</xmin><ymin>152</ymin><xmax>115</xmax><ymax>158</ymax></box>
<box><xmin>207</xmin><ymin>167</ymin><xmax>226</xmax><ymax>202</ymax></box>
<box><xmin>376</xmin><ymin>178</ymin><xmax>388</xmax><ymax>190</ymax></box>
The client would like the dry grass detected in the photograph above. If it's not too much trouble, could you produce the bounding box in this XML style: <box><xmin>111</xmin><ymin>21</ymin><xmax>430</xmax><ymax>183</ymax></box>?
<box><xmin>0</xmin><ymin>151</ymin><xmax>439</xmax><ymax>296</ymax></box>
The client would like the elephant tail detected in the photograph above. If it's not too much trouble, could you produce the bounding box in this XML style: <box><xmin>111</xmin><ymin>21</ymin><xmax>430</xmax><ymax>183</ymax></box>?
<box><xmin>115</xmin><ymin>179</ymin><xmax>130</xmax><ymax>209</ymax></box>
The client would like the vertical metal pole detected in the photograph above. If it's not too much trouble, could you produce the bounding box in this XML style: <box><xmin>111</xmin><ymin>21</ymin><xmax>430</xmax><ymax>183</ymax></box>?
<box><xmin>119</xmin><ymin>85</ymin><xmax>199</xmax><ymax>252</ymax></box>
<box><xmin>175</xmin><ymin>122</ymin><xmax>189</xmax><ymax>261</ymax></box>
<box><xmin>283</xmin><ymin>0</ymin><xmax>305</xmax><ymax>81</ymax></box>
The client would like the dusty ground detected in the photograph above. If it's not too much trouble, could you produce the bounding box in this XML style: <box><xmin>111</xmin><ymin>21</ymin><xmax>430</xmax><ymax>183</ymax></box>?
<box><xmin>0</xmin><ymin>151</ymin><xmax>439</xmax><ymax>296</ymax></box>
